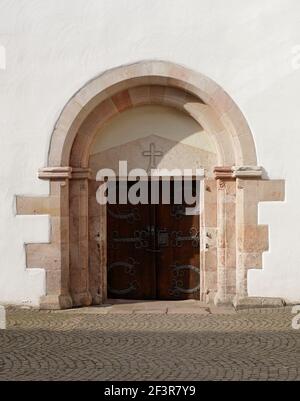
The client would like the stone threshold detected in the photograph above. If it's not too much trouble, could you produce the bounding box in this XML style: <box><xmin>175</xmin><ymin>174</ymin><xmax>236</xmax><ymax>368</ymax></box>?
<box><xmin>2</xmin><ymin>297</ymin><xmax>292</xmax><ymax>314</ymax></box>
<box><xmin>53</xmin><ymin>299</ymin><xmax>236</xmax><ymax>315</ymax></box>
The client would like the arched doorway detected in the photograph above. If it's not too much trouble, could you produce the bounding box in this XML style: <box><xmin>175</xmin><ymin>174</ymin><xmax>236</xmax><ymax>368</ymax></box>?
<box><xmin>90</xmin><ymin>104</ymin><xmax>216</xmax><ymax>301</ymax></box>
<box><xmin>17</xmin><ymin>61</ymin><xmax>284</xmax><ymax>309</ymax></box>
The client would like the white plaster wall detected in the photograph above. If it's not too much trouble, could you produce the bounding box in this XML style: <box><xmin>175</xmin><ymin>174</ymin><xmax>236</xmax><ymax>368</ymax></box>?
<box><xmin>0</xmin><ymin>0</ymin><xmax>299</xmax><ymax>305</ymax></box>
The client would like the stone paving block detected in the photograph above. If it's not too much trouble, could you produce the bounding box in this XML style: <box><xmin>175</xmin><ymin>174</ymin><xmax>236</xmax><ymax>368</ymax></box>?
<box><xmin>1</xmin><ymin>307</ymin><xmax>299</xmax><ymax>381</ymax></box>
<box><xmin>108</xmin><ymin>309</ymin><xmax>134</xmax><ymax>314</ymax></box>
<box><xmin>134</xmin><ymin>309</ymin><xmax>167</xmax><ymax>314</ymax></box>
<box><xmin>167</xmin><ymin>307</ymin><xmax>210</xmax><ymax>315</ymax></box>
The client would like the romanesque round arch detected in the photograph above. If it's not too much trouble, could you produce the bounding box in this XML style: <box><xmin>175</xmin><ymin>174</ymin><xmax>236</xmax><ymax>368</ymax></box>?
<box><xmin>16</xmin><ymin>61</ymin><xmax>284</xmax><ymax>310</ymax></box>
<box><xmin>47</xmin><ymin>60</ymin><xmax>257</xmax><ymax>169</ymax></box>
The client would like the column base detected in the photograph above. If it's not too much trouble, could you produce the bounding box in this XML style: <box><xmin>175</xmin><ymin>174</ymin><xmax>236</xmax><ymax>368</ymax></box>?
<box><xmin>214</xmin><ymin>293</ymin><xmax>234</xmax><ymax>307</ymax></box>
<box><xmin>71</xmin><ymin>292</ymin><xmax>93</xmax><ymax>307</ymax></box>
<box><xmin>40</xmin><ymin>294</ymin><xmax>73</xmax><ymax>310</ymax></box>
<box><xmin>91</xmin><ymin>294</ymin><xmax>103</xmax><ymax>305</ymax></box>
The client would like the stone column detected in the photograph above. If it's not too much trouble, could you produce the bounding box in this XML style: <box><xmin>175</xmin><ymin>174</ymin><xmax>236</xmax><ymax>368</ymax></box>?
<box><xmin>38</xmin><ymin>167</ymin><xmax>73</xmax><ymax>310</ymax></box>
<box><xmin>69</xmin><ymin>168</ymin><xmax>93</xmax><ymax>307</ymax></box>
<box><xmin>88</xmin><ymin>179</ymin><xmax>107</xmax><ymax>305</ymax></box>
<box><xmin>213</xmin><ymin>167</ymin><xmax>236</xmax><ymax>306</ymax></box>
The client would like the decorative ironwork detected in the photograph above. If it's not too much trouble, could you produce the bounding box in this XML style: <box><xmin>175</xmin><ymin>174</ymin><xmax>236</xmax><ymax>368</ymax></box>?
<box><xmin>108</xmin><ymin>258</ymin><xmax>139</xmax><ymax>295</ymax></box>
<box><xmin>170</xmin><ymin>204</ymin><xmax>186</xmax><ymax>220</ymax></box>
<box><xmin>169</xmin><ymin>263</ymin><xmax>200</xmax><ymax>297</ymax></box>
<box><xmin>108</xmin><ymin>207</ymin><xmax>141</xmax><ymax>224</ymax></box>
<box><xmin>157</xmin><ymin>228</ymin><xmax>169</xmax><ymax>247</ymax></box>
<box><xmin>171</xmin><ymin>227</ymin><xmax>200</xmax><ymax>248</ymax></box>
<box><xmin>111</xmin><ymin>225</ymin><xmax>199</xmax><ymax>249</ymax></box>
<box><xmin>111</xmin><ymin>225</ymin><xmax>154</xmax><ymax>249</ymax></box>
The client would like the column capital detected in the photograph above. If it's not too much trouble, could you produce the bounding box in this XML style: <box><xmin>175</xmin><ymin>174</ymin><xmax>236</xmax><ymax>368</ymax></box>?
<box><xmin>232</xmin><ymin>165</ymin><xmax>263</xmax><ymax>178</ymax></box>
<box><xmin>38</xmin><ymin>167</ymin><xmax>92</xmax><ymax>180</ymax></box>
<box><xmin>214</xmin><ymin>166</ymin><xmax>263</xmax><ymax>180</ymax></box>
<box><xmin>71</xmin><ymin>168</ymin><xmax>92</xmax><ymax>180</ymax></box>
<box><xmin>213</xmin><ymin>166</ymin><xmax>234</xmax><ymax>180</ymax></box>
<box><xmin>38</xmin><ymin>167</ymin><xmax>72</xmax><ymax>180</ymax></box>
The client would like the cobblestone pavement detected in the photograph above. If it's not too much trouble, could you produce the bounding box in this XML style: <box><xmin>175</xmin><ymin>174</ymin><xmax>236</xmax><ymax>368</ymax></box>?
<box><xmin>0</xmin><ymin>306</ymin><xmax>299</xmax><ymax>381</ymax></box>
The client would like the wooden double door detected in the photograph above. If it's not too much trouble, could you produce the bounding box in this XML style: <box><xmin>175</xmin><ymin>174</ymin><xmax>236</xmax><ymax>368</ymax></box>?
<box><xmin>107</xmin><ymin>181</ymin><xmax>200</xmax><ymax>300</ymax></box>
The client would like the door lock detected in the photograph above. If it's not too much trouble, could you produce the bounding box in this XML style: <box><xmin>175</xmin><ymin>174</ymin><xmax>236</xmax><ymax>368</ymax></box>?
<box><xmin>157</xmin><ymin>229</ymin><xmax>169</xmax><ymax>247</ymax></box>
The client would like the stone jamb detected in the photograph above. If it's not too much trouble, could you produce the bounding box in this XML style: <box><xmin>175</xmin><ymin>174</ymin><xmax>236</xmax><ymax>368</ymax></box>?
<box><xmin>214</xmin><ymin>167</ymin><xmax>236</xmax><ymax>305</ymax></box>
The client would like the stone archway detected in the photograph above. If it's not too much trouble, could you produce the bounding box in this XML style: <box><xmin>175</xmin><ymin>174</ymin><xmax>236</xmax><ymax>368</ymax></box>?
<box><xmin>16</xmin><ymin>61</ymin><xmax>284</xmax><ymax>309</ymax></box>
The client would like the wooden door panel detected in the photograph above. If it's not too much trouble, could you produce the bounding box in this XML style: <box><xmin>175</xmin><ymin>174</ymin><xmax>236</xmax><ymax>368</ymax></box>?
<box><xmin>107</xmin><ymin>180</ymin><xmax>200</xmax><ymax>300</ymax></box>
<box><xmin>107</xmin><ymin>182</ymin><xmax>156</xmax><ymax>299</ymax></box>
<box><xmin>156</xmin><ymin>182</ymin><xmax>200</xmax><ymax>300</ymax></box>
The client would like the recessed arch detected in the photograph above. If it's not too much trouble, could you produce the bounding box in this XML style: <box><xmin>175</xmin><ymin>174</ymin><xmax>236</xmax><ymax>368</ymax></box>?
<box><xmin>48</xmin><ymin>61</ymin><xmax>257</xmax><ymax>168</ymax></box>
<box><xmin>70</xmin><ymin>86</ymin><xmax>228</xmax><ymax>168</ymax></box>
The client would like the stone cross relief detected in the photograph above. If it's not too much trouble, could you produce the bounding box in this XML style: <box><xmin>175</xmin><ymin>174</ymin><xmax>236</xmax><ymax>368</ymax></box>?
<box><xmin>142</xmin><ymin>143</ymin><xmax>163</xmax><ymax>172</ymax></box>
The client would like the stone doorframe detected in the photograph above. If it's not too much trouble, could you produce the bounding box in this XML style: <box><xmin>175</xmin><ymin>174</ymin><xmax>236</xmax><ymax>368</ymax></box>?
<box><xmin>16</xmin><ymin>61</ymin><xmax>285</xmax><ymax>309</ymax></box>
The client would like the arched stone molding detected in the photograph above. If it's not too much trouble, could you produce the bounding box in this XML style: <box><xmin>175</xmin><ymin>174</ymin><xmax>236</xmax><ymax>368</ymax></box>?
<box><xmin>47</xmin><ymin>60</ymin><xmax>257</xmax><ymax>168</ymax></box>
<box><xmin>69</xmin><ymin>86</ymin><xmax>231</xmax><ymax>169</ymax></box>
<box><xmin>15</xmin><ymin>61</ymin><xmax>285</xmax><ymax>309</ymax></box>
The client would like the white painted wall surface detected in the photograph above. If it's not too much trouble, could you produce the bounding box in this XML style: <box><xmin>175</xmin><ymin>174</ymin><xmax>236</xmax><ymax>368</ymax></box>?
<box><xmin>0</xmin><ymin>0</ymin><xmax>299</xmax><ymax>305</ymax></box>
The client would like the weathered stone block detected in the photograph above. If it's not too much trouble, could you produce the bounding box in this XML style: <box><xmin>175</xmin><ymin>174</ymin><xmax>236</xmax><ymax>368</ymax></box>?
<box><xmin>238</xmin><ymin>224</ymin><xmax>269</xmax><ymax>252</ymax></box>
<box><xmin>0</xmin><ymin>306</ymin><xmax>6</xmax><ymax>330</ymax></box>
<box><xmin>234</xmin><ymin>297</ymin><xmax>286</xmax><ymax>310</ymax></box>
<box><xmin>259</xmin><ymin>180</ymin><xmax>285</xmax><ymax>202</ymax></box>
